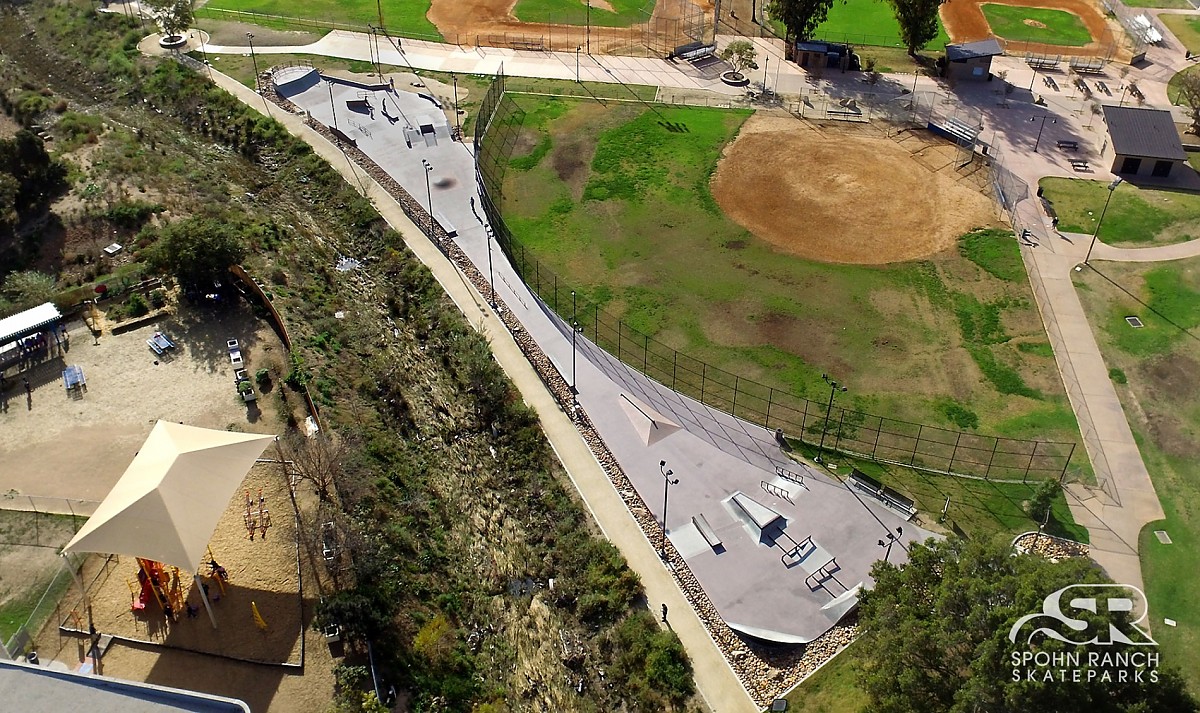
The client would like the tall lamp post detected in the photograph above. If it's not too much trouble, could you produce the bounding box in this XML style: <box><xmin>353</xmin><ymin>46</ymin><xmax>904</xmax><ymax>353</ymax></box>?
<box><xmin>421</xmin><ymin>159</ymin><xmax>434</xmax><ymax>237</ymax></box>
<box><xmin>485</xmin><ymin>225</ymin><xmax>496</xmax><ymax>307</ymax></box>
<box><xmin>326</xmin><ymin>79</ymin><xmax>339</xmax><ymax>132</ymax></box>
<box><xmin>877</xmin><ymin>526</ymin><xmax>903</xmax><ymax>563</ymax></box>
<box><xmin>658</xmin><ymin>460</ymin><xmax>679</xmax><ymax>561</ymax></box>
<box><xmin>1085</xmin><ymin>177</ymin><xmax>1123</xmax><ymax>265</ymax></box>
<box><xmin>451</xmin><ymin>73</ymin><xmax>462</xmax><ymax>139</ymax></box>
<box><xmin>246</xmin><ymin>33</ymin><xmax>260</xmax><ymax>93</ymax></box>
<box><xmin>570</xmin><ymin>291</ymin><xmax>579</xmax><ymax>395</ymax></box>
<box><xmin>1029</xmin><ymin>115</ymin><xmax>1056</xmax><ymax>153</ymax></box>
<box><xmin>815</xmin><ymin>373</ymin><xmax>846</xmax><ymax>463</ymax></box>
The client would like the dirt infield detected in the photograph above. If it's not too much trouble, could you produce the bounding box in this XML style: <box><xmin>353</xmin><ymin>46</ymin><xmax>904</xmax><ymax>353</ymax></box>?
<box><xmin>710</xmin><ymin>115</ymin><xmax>997</xmax><ymax>265</ymax></box>
<box><xmin>427</xmin><ymin>0</ymin><xmax>712</xmax><ymax>53</ymax></box>
<box><xmin>941</xmin><ymin>0</ymin><xmax>1120</xmax><ymax>58</ymax></box>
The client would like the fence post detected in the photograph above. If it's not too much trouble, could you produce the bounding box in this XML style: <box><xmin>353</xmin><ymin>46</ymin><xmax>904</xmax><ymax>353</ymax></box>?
<box><xmin>553</xmin><ymin>274</ymin><xmax>558</xmax><ymax>313</ymax></box>
<box><xmin>947</xmin><ymin>431</ymin><xmax>962</xmax><ymax>474</ymax></box>
<box><xmin>617</xmin><ymin>321</ymin><xmax>622</xmax><ymax>362</ymax></box>
<box><xmin>1059</xmin><ymin>442</ymin><xmax>1075</xmax><ymax>483</ymax></box>
<box><xmin>594</xmin><ymin>304</ymin><xmax>599</xmax><ymax>344</ymax></box>
<box><xmin>672</xmin><ymin>351</ymin><xmax>678</xmax><ymax>390</ymax></box>
<box><xmin>643</xmin><ymin>335</ymin><xmax>649</xmax><ymax>375</ymax></box>
<box><xmin>910</xmin><ymin>425</ymin><xmax>923</xmax><ymax>466</ymax></box>
<box><xmin>701</xmin><ymin>362</ymin><xmax>706</xmax><ymax>403</ymax></box>
<box><xmin>766</xmin><ymin>387</ymin><xmax>774</xmax><ymax>429</ymax></box>
<box><xmin>872</xmin><ymin>415</ymin><xmax>883</xmax><ymax>458</ymax></box>
<box><xmin>985</xmin><ymin>438</ymin><xmax>1000</xmax><ymax>481</ymax></box>
<box><xmin>732</xmin><ymin>375</ymin><xmax>739</xmax><ymax>416</ymax></box>
<box><xmin>801</xmin><ymin>398</ymin><xmax>810</xmax><ymax>441</ymax></box>
<box><xmin>834</xmin><ymin>408</ymin><xmax>846</xmax><ymax>450</ymax></box>
<box><xmin>1023</xmin><ymin>441</ymin><xmax>1039</xmax><ymax>484</ymax></box>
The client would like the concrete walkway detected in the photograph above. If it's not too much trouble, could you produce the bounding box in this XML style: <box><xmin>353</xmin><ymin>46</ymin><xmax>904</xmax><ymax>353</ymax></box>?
<box><xmin>198</xmin><ymin>67</ymin><xmax>760</xmax><ymax>712</ymax></box>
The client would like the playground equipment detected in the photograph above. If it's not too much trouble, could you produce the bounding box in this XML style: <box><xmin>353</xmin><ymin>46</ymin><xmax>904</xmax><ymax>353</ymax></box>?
<box><xmin>244</xmin><ymin>489</ymin><xmax>272</xmax><ymax>540</ymax></box>
<box><xmin>131</xmin><ymin>558</ymin><xmax>186</xmax><ymax>620</ymax></box>
<box><xmin>251</xmin><ymin>601</ymin><xmax>268</xmax><ymax>632</ymax></box>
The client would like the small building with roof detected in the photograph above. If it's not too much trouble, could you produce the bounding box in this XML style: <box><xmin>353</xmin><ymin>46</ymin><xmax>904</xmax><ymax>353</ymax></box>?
<box><xmin>1102</xmin><ymin>105</ymin><xmax>1187</xmax><ymax>179</ymax></box>
<box><xmin>943</xmin><ymin>38</ymin><xmax>1003</xmax><ymax>81</ymax></box>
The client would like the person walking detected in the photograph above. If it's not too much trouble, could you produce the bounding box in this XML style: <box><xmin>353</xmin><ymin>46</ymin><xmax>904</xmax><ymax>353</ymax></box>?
<box><xmin>23</xmin><ymin>376</ymin><xmax>32</xmax><ymax>409</ymax></box>
<box><xmin>661</xmin><ymin>603</ymin><xmax>668</xmax><ymax>623</ymax></box>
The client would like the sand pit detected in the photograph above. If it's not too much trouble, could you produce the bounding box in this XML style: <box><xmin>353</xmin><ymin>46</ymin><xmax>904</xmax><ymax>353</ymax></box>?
<box><xmin>710</xmin><ymin>115</ymin><xmax>997</xmax><ymax>264</ymax></box>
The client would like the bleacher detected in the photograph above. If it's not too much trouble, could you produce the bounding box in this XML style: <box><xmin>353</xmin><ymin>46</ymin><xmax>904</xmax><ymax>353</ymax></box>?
<box><xmin>929</xmin><ymin>115</ymin><xmax>979</xmax><ymax>147</ymax></box>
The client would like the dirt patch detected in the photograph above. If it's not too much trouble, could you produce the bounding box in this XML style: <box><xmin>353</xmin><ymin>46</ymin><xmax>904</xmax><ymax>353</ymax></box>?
<box><xmin>590</xmin><ymin>0</ymin><xmax>618</xmax><ymax>11</ymax></box>
<box><xmin>710</xmin><ymin>115</ymin><xmax>996</xmax><ymax>265</ymax></box>
<box><xmin>195</xmin><ymin>19</ymin><xmax>322</xmax><ymax>47</ymax></box>
<box><xmin>427</xmin><ymin>0</ymin><xmax>713</xmax><ymax>53</ymax></box>
<box><xmin>940</xmin><ymin>0</ymin><xmax>1122</xmax><ymax>59</ymax></box>
<box><xmin>1023</xmin><ymin>18</ymin><xmax>1048</xmax><ymax>28</ymax></box>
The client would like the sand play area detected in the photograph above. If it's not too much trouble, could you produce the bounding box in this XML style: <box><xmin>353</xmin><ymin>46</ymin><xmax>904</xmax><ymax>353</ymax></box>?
<box><xmin>711</xmin><ymin>115</ymin><xmax>997</xmax><ymax>264</ymax></box>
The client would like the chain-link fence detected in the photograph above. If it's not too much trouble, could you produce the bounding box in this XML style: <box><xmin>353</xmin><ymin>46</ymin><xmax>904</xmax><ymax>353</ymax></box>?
<box><xmin>475</xmin><ymin>70</ymin><xmax>1076</xmax><ymax>483</ymax></box>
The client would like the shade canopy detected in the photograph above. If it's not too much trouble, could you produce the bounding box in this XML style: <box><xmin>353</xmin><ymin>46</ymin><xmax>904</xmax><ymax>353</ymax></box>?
<box><xmin>64</xmin><ymin>421</ymin><xmax>275</xmax><ymax>572</ymax></box>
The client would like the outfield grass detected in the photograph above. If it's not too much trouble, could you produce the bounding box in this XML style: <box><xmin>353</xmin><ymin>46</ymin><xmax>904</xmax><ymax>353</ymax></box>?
<box><xmin>780</xmin><ymin>644</ymin><xmax>869</xmax><ymax>713</ymax></box>
<box><xmin>514</xmin><ymin>0</ymin><xmax>652</xmax><ymax>27</ymax></box>
<box><xmin>1161</xmin><ymin>14</ymin><xmax>1200</xmax><ymax>54</ymax></box>
<box><xmin>1122</xmin><ymin>0</ymin><xmax>1193</xmax><ymax>8</ymax></box>
<box><xmin>981</xmin><ymin>4</ymin><xmax>1093</xmax><ymax>47</ymax></box>
<box><xmin>200</xmin><ymin>0</ymin><xmax>441</xmax><ymax>39</ymax></box>
<box><xmin>1073</xmin><ymin>258</ymin><xmax>1200</xmax><ymax>693</ymax></box>
<box><xmin>1040</xmin><ymin>177</ymin><xmax>1200</xmax><ymax>246</ymax></box>
<box><xmin>807</xmin><ymin>0</ymin><xmax>950</xmax><ymax>49</ymax></box>
<box><xmin>497</xmin><ymin>95</ymin><xmax>1090</xmax><ymax>482</ymax></box>
<box><xmin>1169</xmin><ymin>65</ymin><xmax>1200</xmax><ymax>105</ymax></box>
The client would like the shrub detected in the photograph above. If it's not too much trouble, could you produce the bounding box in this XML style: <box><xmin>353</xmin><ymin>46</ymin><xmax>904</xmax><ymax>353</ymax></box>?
<box><xmin>148</xmin><ymin>288</ymin><xmax>167</xmax><ymax>309</ymax></box>
<box><xmin>125</xmin><ymin>292</ymin><xmax>149</xmax><ymax>317</ymax></box>
<box><xmin>1108</xmin><ymin>367</ymin><xmax>1127</xmax><ymax>384</ymax></box>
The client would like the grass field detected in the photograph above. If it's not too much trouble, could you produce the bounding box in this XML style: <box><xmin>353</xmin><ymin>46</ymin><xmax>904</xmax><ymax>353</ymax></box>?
<box><xmin>1162</xmin><ymin>14</ymin><xmax>1200</xmax><ymax>54</ymax></box>
<box><xmin>1040</xmin><ymin>178</ymin><xmax>1200</xmax><ymax>247</ymax></box>
<box><xmin>771</xmin><ymin>0</ymin><xmax>950</xmax><ymax>50</ymax></box>
<box><xmin>981</xmin><ymin>4</ymin><xmax>1093</xmax><ymax>46</ymax></box>
<box><xmin>782</xmin><ymin>644</ymin><xmax>868</xmax><ymax>712</ymax></box>
<box><xmin>496</xmin><ymin>95</ymin><xmax>1089</xmax><ymax>482</ymax></box>
<box><xmin>1169</xmin><ymin>65</ymin><xmax>1200</xmax><ymax>105</ymax></box>
<box><xmin>0</xmin><ymin>511</ymin><xmax>79</xmax><ymax>645</ymax></box>
<box><xmin>514</xmin><ymin>0</ymin><xmax>653</xmax><ymax>27</ymax></box>
<box><xmin>1073</xmin><ymin>258</ymin><xmax>1200</xmax><ymax>693</ymax></box>
<box><xmin>1122</xmin><ymin>0</ymin><xmax>1193</xmax><ymax>8</ymax></box>
<box><xmin>199</xmin><ymin>0</ymin><xmax>442</xmax><ymax>39</ymax></box>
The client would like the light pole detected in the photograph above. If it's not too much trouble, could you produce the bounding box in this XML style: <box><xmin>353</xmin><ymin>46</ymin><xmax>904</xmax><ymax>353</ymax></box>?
<box><xmin>575</xmin><ymin>45</ymin><xmax>581</xmax><ymax>82</ymax></box>
<box><xmin>451</xmin><ymin>73</ymin><xmax>462</xmax><ymax>139</ymax></box>
<box><xmin>327</xmin><ymin>79</ymin><xmax>339</xmax><ymax>132</ymax></box>
<box><xmin>247</xmin><ymin>33</ymin><xmax>260</xmax><ymax>93</ymax></box>
<box><xmin>815</xmin><ymin>373</ymin><xmax>846</xmax><ymax>463</ymax></box>
<box><xmin>485</xmin><ymin>225</ymin><xmax>496</xmax><ymax>307</ymax></box>
<box><xmin>1030</xmin><ymin>115</ymin><xmax>1056</xmax><ymax>153</ymax></box>
<box><xmin>1084</xmin><ymin>177</ymin><xmax>1123</xmax><ymax>265</ymax></box>
<box><xmin>877</xmin><ymin>526</ymin><xmax>903</xmax><ymax>563</ymax></box>
<box><xmin>571</xmin><ymin>290</ymin><xmax>579</xmax><ymax>395</ymax></box>
<box><xmin>658</xmin><ymin>460</ymin><xmax>679</xmax><ymax>561</ymax></box>
<box><xmin>421</xmin><ymin>159</ymin><xmax>434</xmax><ymax>236</ymax></box>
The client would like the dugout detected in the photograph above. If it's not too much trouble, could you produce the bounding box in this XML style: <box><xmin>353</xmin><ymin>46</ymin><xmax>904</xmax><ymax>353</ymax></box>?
<box><xmin>943</xmin><ymin>38</ymin><xmax>1003</xmax><ymax>81</ymax></box>
<box><xmin>789</xmin><ymin>41</ymin><xmax>860</xmax><ymax>71</ymax></box>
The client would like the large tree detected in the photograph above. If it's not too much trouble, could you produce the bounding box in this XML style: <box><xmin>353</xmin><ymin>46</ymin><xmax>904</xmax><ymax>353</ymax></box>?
<box><xmin>857</xmin><ymin>536</ymin><xmax>1197</xmax><ymax>713</ymax></box>
<box><xmin>767</xmin><ymin>0</ymin><xmax>837</xmax><ymax>42</ymax></box>
<box><xmin>1175</xmin><ymin>69</ymin><xmax>1200</xmax><ymax>135</ymax></box>
<box><xmin>146</xmin><ymin>0</ymin><xmax>194</xmax><ymax>40</ymax></box>
<box><xmin>147</xmin><ymin>214</ymin><xmax>246</xmax><ymax>289</ymax></box>
<box><xmin>888</xmin><ymin>0</ymin><xmax>944</xmax><ymax>56</ymax></box>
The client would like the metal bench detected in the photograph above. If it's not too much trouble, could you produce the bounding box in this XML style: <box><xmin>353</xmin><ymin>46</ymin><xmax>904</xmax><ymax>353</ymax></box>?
<box><xmin>1069</xmin><ymin>159</ymin><xmax>1091</xmax><ymax>172</ymax></box>
<box><xmin>849</xmin><ymin>469</ymin><xmax>917</xmax><ymax>520</ymax></box>
<box><xmin>1057</xmin><ymin>140</ymin><xmax>1079</xmax><ymax>151</ymax></box>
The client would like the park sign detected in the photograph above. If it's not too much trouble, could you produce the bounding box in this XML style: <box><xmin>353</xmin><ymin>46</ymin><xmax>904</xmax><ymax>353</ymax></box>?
<box><xmin>1007</xmin><ymin>584</ymin><xmax>1160</xmax><ymax>684</ymax></box>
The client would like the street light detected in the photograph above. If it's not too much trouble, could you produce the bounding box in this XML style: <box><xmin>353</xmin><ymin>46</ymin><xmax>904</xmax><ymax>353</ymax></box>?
<box><xmin>326</xmin><ymin>79</ymin><xmax>339</xmax><ymax>132</ymax></box>
<box><xmin>575</xmin><ymin>45</ymin><xmax>582</xmax><ymax>82</ymax></box>
<box><xmin>658</xmin><ymin>460</ymin><xmax>679</xmax><ymax>561</ymax></box>
<box><xmin>815</xmin><ymin>373</ymin><xmax>846</xmax><ymax>463</ymax></box>
<box><xmin>1084</xmin><ymin>177</ymin><xmax>1123</xmax><ymax>265</ymax></box>
<box><xmin>421</xmin><ymin>159</ymin><xmax>434</xmax><ymax>237</ymax></box>
<box><xmin>451</xmin><ymin>73</ymin><xmax>462</xmax><ymax>139</ymax></box>
<box><xmin>877</xmin><ymin>526</ymin><xmax>903</xmax><ymax>562</ymax></box>
<box><xmin>485</xmin><ymin>225</ymin><xmax>496</xmax><ymax>307</ymax></box>
<box><xmin>246</xmin><ymin>33</ymin><xmax>260</xmax><ymax>93</ymax></box>
<box><xmin>1029</xmin><ymin>115</ymin><xmax>1056</xmax><ymax>153</ymax></box>
<box><xmin>570</xmin><ymin>291</ymin><xmax>579</xmax><ymax>395</ymax></box>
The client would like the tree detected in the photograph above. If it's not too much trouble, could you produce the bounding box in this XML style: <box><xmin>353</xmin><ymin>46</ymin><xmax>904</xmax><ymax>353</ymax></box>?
<box><xmin>2</xmin><ymin>270</ymin><xmax>56</xmax><ymax>311</ymax></box>
<box><xmin>281</xmin><ymin>431</ymin><xmax>350</xmax><ymax>503</ymax></box>
<box><xmin>888</xmin><ymin>0</ymin><xmax>944</xmax><ymax>56</ymax></box>
<box><xmin>1025</xmin><ymin>479</ymin><xmax>1059</xmax><ymax>525</ymax></box>
<box><xmin>146</xmin><ymin>0</ymin><xmax>194</xmax><ymax>40</ymax></box>
<box><xmin>719</xmin><ymin>40</ymin><xmax>759</xmax><ymax>77</ymax></box>
<box><xmin>767</xmin><ymin>0</ymin><xmax>837</xmax><ymax>42</ymax></box>
<box><xmin>857</xmin><ymin>536</ymin><xmax>1197</xmax><ymax>713</ymax></box>
<box><xmin>1175</xmin><ymin>69</ymin><xmax>1200</xmax><ymax>135</ymax></box>
<box><xmin>147</xmin><ymin>214</ymin><xmax>246</xmax><ymax>289</ymax></box>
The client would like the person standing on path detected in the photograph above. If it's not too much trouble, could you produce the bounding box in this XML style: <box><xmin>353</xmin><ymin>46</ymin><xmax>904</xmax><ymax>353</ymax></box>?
<box><xmin>661</xmin><ymin>603</ymin><xmax>668</xmax><ymax>623</ymax></box>
<box><xmin>23</xmin><ymin>376</ymin><xmax>32</xmax><ymax>410</ymax></box>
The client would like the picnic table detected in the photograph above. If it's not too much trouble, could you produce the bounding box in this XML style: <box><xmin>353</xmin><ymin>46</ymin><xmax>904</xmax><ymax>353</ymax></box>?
<box><xmin>62</xmin><ymin>364</ymin><xmax>86</xmax><ymax>392</ymax></box>
<box><xmin>151</xmin><ymin>332</ymin><xmax>175</xmax><ymax>351</ymax></box>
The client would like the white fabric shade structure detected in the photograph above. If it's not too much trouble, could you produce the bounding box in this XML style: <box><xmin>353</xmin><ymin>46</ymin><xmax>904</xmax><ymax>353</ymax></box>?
<box><xmin>63</xmin><ymin>421</ymin><xmax>275</xmax><ymax>626</ymax></box>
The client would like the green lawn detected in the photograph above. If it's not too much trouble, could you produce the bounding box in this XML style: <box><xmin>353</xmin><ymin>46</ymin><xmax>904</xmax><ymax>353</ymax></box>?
<box><xmin>780</xmin><ymin>644</ymin><xmax>869</xmax><ymax>713</ymax></box>
<box><xmin>513</xmin><ymin>0</ymin><xmax>652</xmax><ymax>27</ymax></box>
<box><xmin>784</xmin><ymin>0</ymin><xmax>950</xmax><ymax>49</ymax></box>
<box><xmin>1122</xmin><ymin>0</ymin><xmax>1194</xmax><ymax>8</ymax></box>
<box><xmin>981</xmin><ymin>4</ymin><xmax>1093</xmax><ymax>47</ymax></box>
<box><xmin>1040</xmin><ymin>177</ymin><xmax>1200</xmax><ymax>247</ymax></box>
<box><xmin>1073</xmin><ymin>259</ymin><xmax>1200</xmax><ymax>694</ymax></box>
<box><xmin>1169</xmin><ymin>65</ymin><xmax>1200</xmax><ymax>105</ymax></box>
<box><xmin>1162</xmin><ymin>14</ymin><xmax>1200</xmax><ymax>54</ymax></box>
<box><xmin>494</xmin><ymin>95</ymin><xmax>1089</xmax><ymax>482</ymax></box>
<box><xmin>200</xmin><ymin>0</ymin><xmax>441</xmax><ymax>39</ymax></box>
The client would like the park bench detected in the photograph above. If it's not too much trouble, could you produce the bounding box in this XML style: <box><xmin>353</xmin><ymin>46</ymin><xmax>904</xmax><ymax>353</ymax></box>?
<box><xmin>692</xmin><ymin>514</ymin><xmax>723</xmax><ymax>552</ymax></box>
<box><xmin>1057</xmin><ymin>140</ymin><xmax>1079</xmax><ymax>151</ymax></box>
<box><xmin>509</xmin><ymin>39</ymin><xmax>545</xmax><ymax>52</ymax></box>
<box><xmin>1042</xmin><ymin>75</ymin><xmax>1059</xmax><ymax>91</ymax></box>
<box><xmin>1025</xmin><ymin>52</ymin><xmax>1061</xmax><ymax>70</ymax></box>
<box><xmin>849</xmin><ymin>469</ymin><xmax>917</xmax><ymax>520</ymax></box>
<box><xmin>1069</xmin><ymin>56</ymin><xmax>1105</xmax><ymax>74</ymax></box>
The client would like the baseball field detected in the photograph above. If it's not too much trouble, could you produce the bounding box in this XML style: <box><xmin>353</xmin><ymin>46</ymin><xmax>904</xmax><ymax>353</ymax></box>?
<box><xmin>492</xmin><ymin>94</ymin><xmax>1087</xmax><ymax>473</ymax></box>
